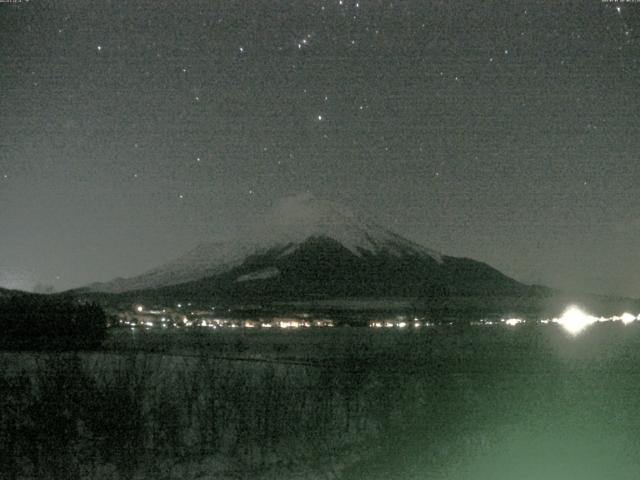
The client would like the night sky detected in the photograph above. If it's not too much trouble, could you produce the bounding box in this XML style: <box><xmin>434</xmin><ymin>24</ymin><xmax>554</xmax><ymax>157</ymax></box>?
<box><xmin>1</xmin><ymin>0</ymin><xmax>639</xmax><ymax>296</ymax></box>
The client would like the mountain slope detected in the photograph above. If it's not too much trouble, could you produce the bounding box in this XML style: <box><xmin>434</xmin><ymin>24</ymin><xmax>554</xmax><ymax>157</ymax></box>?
<box><xmin>146</xmin><ymin>235</ymin><xmax>524</xmax><ymax>302</ymax></box>
<box><xmin>0</xmin><ymin>287</ymin><xmax>39</xmax><ymax>301</ymax></box>
<box><xmin>89</xmin><ymin>192</ymin><xmax>444</xmax><ymax>294</ymax></box>
<box><xmin>86</xmin><ymin>192</ymin><xmax>526</xmax><ymax>302</ymax></box>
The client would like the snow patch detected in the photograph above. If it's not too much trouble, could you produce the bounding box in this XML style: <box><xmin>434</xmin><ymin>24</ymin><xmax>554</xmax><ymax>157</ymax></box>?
<box><xmin>236</xmin><ymin>267</ymin><xmax>280</xmax><ymax>282</ymax></box>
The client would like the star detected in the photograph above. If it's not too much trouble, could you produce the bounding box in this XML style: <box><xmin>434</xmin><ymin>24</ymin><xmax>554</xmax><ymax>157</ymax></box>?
<box><xmin>317</xmin><ymin>115</ymin><xmax>323</xmax><ymax>121</ymax></box>
<box><xmin>97</xmin><ymin>45</ymin><xmax>102</xmax><ymax>51</ymax></box>
<box><xmin>239</xmin><ymin>46</ymin><xmax>244</xmax><ymax>53</ymax></box>
<box><xmin>178</xmin><ymin>194</ymin><xmax>184</xmax><ymax>199</ymax></box>
<box><xmin>297</xmin><ymin>33</ymin><xmax>313</xmax><ymax>49</ymax></box>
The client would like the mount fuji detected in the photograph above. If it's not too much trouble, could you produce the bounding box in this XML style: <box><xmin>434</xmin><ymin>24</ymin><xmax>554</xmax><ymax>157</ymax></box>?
<box><xmin>87</xmin><ymin>193</ymin><xmax>525</xmax><ymax>301</ymax></box>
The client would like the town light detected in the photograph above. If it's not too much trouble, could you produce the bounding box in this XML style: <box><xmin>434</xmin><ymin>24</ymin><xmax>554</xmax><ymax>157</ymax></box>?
<box><xmin>620</xmin><ymin>312</ymin><xmax>635</xmax><ymax>325</ymax></box>
<box><xmin>557</xmin><ymin>306</ymin><xmax>595</xmax><ymax>336</ymax></box>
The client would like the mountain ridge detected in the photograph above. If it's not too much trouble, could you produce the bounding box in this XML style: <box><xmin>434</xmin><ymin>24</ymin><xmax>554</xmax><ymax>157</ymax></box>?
<box><xmin>89</xmin><ymin>193</ymin><xmax>446</xmax><ymax>294</ymax></box>
<box><xmin>137</xmin><ymin>234</ymin><xmax>525</xmax><ymax>302</ymax></box>
<box><xmin>83</xmin><ymin>192</ymin><xmax>530</xmax><ymax>305</ymax></box>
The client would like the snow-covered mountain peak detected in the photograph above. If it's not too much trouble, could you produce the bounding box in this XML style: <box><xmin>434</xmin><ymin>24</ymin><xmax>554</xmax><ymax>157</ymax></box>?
<box><xmin>249</xmin><ymin>192</ymin><xmax>442</xmax><ymax>260</ymax></box>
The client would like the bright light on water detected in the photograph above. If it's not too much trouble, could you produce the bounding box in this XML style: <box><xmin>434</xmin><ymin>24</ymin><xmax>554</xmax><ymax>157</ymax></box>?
<box><xmin>556</xmin><ymin>306</ymin><xmax>595</xmax><ymax>336</ymax></box>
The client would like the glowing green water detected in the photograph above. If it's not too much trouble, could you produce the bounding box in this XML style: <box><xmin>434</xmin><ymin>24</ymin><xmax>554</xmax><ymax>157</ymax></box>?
<box><xmin>343</xmin><ymin>326</ymin><xmax>640</xmax><ymax>479</ymax></box>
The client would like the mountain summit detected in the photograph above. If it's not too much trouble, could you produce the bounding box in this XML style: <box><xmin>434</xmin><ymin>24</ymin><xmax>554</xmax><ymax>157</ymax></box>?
<box><xmin>252</xmin><ymin>192</ymin><xmax>442</xmax><ymax>261</ymax></box>
<box><xmin>89</xmin><ymin>193</ymin><xmax>523</xmax><ymax>299</ymax></box>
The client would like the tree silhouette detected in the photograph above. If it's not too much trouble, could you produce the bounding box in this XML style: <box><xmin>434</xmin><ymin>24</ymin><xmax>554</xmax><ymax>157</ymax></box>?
<box><xmin>0</xmin><ymin>295</ymin><xmax>107</xmax><ymax>350</ymax></box>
